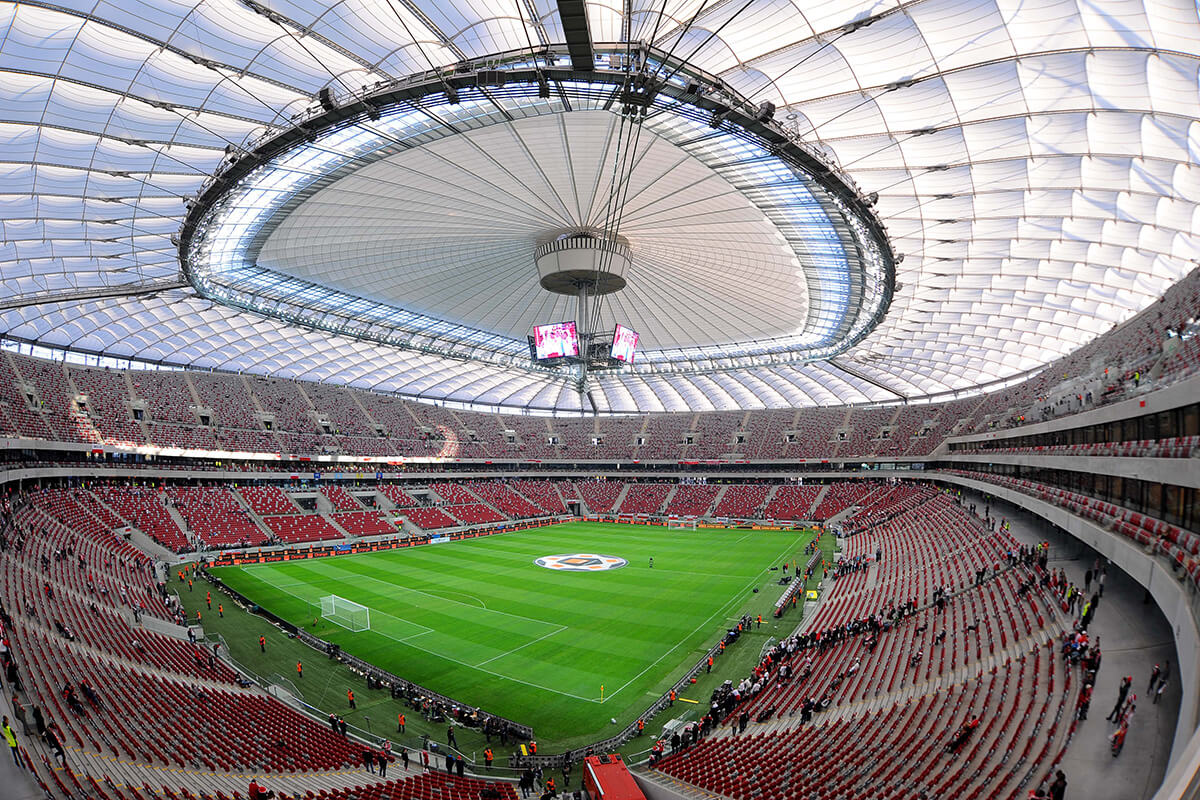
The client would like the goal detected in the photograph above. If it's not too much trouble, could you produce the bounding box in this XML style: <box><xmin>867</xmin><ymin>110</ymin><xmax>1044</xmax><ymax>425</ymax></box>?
<box><xmin>320</xmin><ymin>595</ymin><xmax>371</xmax><ymax>632</ymax></box>
<box><xmin>667</xmin><ymin>518</ymin><xmax>698</xmax><ymax>531</ymax></box>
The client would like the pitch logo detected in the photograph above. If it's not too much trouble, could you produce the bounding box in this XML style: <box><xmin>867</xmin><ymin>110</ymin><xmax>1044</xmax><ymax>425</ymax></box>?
<box><xmin>534</xmin><ymin>553</ymin><xmax>628</xmax><ymax>572</ymax></box>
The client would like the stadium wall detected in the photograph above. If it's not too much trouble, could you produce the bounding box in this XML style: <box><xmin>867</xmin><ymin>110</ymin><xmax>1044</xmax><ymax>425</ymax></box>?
<box><xmin>948</xmin><ymin>374</ymin><xmax>1200</xmax><ymax>448</ymax></box>
<box><xmin>939</xmin><ymin>453</ymin><xmax>1200</xmax><ymax>489</ymax></box>
<box><xmin>929</xmin><ymin>471</ymin><xmax>1200</xmax><ymax>799</ymax></box>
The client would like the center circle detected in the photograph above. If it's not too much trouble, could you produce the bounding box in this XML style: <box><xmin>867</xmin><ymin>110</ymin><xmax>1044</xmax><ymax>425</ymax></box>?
<box><xmin>534</xmin><ymin>553</ymin><xmax>628</xmax><ymax>572</ymax></box>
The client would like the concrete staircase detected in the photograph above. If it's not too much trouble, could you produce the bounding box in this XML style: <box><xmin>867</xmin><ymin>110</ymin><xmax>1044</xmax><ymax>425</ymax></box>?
<box><xmin>707</xmin><ymin>485</ymin><xmax>730</xmax><ymax>518</ymax></box>
<box><xmin>161</xmin><ymin>494</ymin><xmax>195</xmax><ymax>550</ymax></box>
<box><xmin>608</xmin><ymin>482</ymin><xmax>633</xmax><ymax>514</ymax></box>
<box><xmin>806</xmin><ymin>484</ymin><xmax>830</xmax><ymax>517</ymax></box>
<box><xmin>660</xmin><ymin>484</ymin><xmax>679</xmax><ymax>515</ymax></box>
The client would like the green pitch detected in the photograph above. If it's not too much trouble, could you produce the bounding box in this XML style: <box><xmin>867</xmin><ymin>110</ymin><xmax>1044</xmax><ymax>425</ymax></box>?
<box><xmin>211</xmin><ymin>522</ymin><xmax>808</xmax><ymax>742</ymax></box>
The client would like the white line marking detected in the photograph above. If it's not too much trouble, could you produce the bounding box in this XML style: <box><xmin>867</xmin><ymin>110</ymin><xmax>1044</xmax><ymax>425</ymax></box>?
<box><xmin>309</xmin><ymin>563</ymin><xmax>558</xmax><ymax>631</ymax></box>
<box><xmin>474</xmin><ymin>624</ymin><xmax>567</xmax><ymax>668</ymax></box>
<box><xmin>597</xmin><ymin>534</ymin><xmax>802</xmax><ymax>703</ymax></box>
<box><xmin>237</xmin><ymin>528</ymin><xmax>808</xmax><ymax>705</ymax></box>
<box><xmin>240</xmin><ymin>563</ymin><xmax>593</xmax><ymax>700</ymax></box>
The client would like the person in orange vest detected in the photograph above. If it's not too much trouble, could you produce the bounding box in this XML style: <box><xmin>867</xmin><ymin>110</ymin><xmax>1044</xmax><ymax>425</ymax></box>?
<box><xmin>737</xmin><ymin>621</ymin><xmax>742</xmax><ymax>633</ymax></box>
<box><xmin>195</xmin><ymin>609</ymin><xmax>202</xmax><ymax>624</ymax></box>
<box><xmin>206</xmin><ymin>590</ymin><xmax>212</xmax><ymax>608</ymax></box>
<box><xmin>707</xmin><ymin>655</ymin><xmax>713</xmax><ymax>673</ymax></box>
<box><xmin>668</xmin><ymin>689</ymin><xmax>676</xmax><ymax>706</ymax></box>
<box><xmin>719</xmin><ymin>640</ymin><xmax>725</xmax><ymax>653</ymax></box>
<box><xmin>259</xmin><ymin>635</ymin><xmax>266</xmax><ymax>653</ymax></box>
<box><xmin>528</xmin><ymin>740</ymin><xmax>537</xmax><ymax>755</ymax></box>
<box><xmin>484</xmin><ymin>747</ymin><xmax>493</xmax><ymax>770</ymax></box>
<box><xmin>545</xmin><ymin>777</ymin><xmax>556</xmax><ymax>797</ymax></box>
<box><xmin>637</xmin><ymin>718</ymin><xmax>645</xmax><ymax>735</ymax></box>
<box><xmin>218</xmin><ymin>603</ymin><xmax>224</xmax><ymax>618</ymax></box>
<box><xmin>296</xmin><ymin>660</ymin><xmax>302</xmax><ymax>679</ymax></box>
<box><xmin>397</xmin><ymin>713</ymin><xmax>405</xmax><ymax>733</ymax></box>
<box><xmin>756</xmin><ymin>614</ymin><xmax>762</xmax><ymax>628</ymax></box>
<box><xmin>187</xmin><ymin>579</ymin><xmax>193</xmax><ymax>592</ymax></box>
<box><xmin>347</xmin><ymin>689</ymin><xmax>356</xmax><ymax>709</ymax></box>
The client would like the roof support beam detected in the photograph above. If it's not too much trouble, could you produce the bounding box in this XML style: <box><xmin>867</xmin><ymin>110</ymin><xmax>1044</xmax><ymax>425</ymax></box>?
<box><xmin>0</xmin><ymin>281</ymin><xmax>188</xmax><ymax>311</ymax></box>
<box><xmin>829</xmin><ymin>359</ymin><xmax>907</xmax><ymax>401</ymax></box>
<box><xmin>555</xmin><ymin>0</ymin><xmax>595</xmax><ymax>72</ymax></box>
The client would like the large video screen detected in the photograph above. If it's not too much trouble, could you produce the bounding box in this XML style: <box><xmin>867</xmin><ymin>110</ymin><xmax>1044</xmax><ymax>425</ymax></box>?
<box><xmin>611</xmin><ymin>323</ymin><xmax>639</xmax><ymax>363</ymax></box>
<box><xmin>533</xmin><ymin>321</ymin><xmax>580</xmax><ymax>359</ymax></box>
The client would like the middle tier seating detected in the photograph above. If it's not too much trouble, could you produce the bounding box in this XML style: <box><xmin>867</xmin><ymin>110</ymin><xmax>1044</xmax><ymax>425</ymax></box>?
<box><xmin>763</xmin><ymin>485</ymin><xmax>821</xmax><ymax>521</ymax></box>
<box><xmin>664</xmin><ymin>484</ymin><xmax>720</xmax><ymax>517</ymax></box>
<box><xmin>713</xmin><ymin>484</ymin><xmax>769</xmax><ymax>519</ymax></box>
<box><xmin>333</xmin><ymin>510</ymin><xmax>396</xmax><ymax>537</ymax></box>
<box><xmin>468</xmin><ymin>481</ymin><xmax>543</xmax><ymax>518</ymax></box>
<box><xmin>263</xmin><ymin>514</ymin><xmax>345</xmax><ymax>544</ymax></box>
<box><xmin>239</xmin><ymin>485</ymin><xmax>300</xmax><ymax>516</ymax></box>
<box><xmin>400</xmin><ymin>506</ymin><xmax>459</xmax><ymax>530</ymax></box>
<box><xmin>322</xmin><ymin>484</ymin><xmax>365</xmax><ymax>512</ymax></box>
<box><xmin>166</xmin><ymin>487</ymin><xmax>268</xmax><ymax>548</ymax></box>
<box><xmin>618</xmin><ymin>483</ymin><xmax>671</xmax><ymax>515</ymax></box>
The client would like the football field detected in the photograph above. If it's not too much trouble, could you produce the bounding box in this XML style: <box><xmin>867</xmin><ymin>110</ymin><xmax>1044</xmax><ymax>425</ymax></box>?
<box><xmin>211</xmin><ymin>522</ymin><xmax>810</xmax><ymax>741</ymax></box>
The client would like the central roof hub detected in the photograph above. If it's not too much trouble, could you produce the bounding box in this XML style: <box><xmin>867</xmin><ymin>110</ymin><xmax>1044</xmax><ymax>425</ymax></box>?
<box><xmin>535</xmin><ymin>231</ymin><xmax>631</xmax><ymax>296</ymax></box>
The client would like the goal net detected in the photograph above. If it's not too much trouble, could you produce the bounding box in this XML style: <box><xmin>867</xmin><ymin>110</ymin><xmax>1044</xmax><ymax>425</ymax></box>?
<box><xmin>320</xmin><ymin>595</ymin><xmax>371</xmax><ymax>632</ymax></box>
<box><xmin>667</xmin><ymin>518</ymin><xmax>698</xmax><ymax>530</ymax></box>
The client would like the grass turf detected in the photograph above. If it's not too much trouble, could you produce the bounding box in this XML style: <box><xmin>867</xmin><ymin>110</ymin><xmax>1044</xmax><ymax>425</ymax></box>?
<box><xmin>210</xmin><ymin>522</ymin><xmax>811</xmax><ymax>744</ymax></box>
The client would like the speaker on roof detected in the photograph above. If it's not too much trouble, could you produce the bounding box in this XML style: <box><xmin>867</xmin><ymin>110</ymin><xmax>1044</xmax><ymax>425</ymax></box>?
<box><xmin>476</xmin><ymin>70</ymin><xmax>506</xmax><ymax>88</ymax></box>
<box><xmin>317</xmin><ymin>87</ymin><xmax>336</xmax><ymax>112</ymax></box>
<box><xmin>755</xmin><ymin>101</ymin><xmax>776</xmax><ymax>123</ymax></box>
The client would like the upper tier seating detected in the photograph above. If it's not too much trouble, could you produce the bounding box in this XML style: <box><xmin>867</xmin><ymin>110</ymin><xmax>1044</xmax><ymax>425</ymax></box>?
<box><xmin>69</xmin><ymin>366</ymin><xmax>145</xmax><ymax>445</ymax></box>
<box><xmin>190</xmin><ymin>372</ymin><xmax>262</xmax><ymax>430</ymax></box>
<box><xmin>247</xmin><ymin>377</ymin><xmax>319</xmax><ymax>433</ymax></box>
<box><xmin>129</xmin><ymin>371</ymin><xmax>195</xmax><ymax>425</ymax></box>
<box><xmin>0</xmin><ymin>353</ymin><xmax>58</xmax><ymax>439</ymax></box>
<box><xmin>17</xmin><ymin>357</ymin><xmax>91</xmax><ymax>442</ymax></box>
<box><xmin>4</xmin><ymin>269</ymin><xmax>1200</xmax><ymax>463</ymax></box>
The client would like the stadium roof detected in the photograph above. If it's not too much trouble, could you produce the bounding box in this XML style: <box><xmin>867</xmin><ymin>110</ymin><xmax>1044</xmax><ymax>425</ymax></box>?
<box><xmin>1</xmin><ymin>0</ymin><xmax>1198</xmax><ymax>413</ymax></box>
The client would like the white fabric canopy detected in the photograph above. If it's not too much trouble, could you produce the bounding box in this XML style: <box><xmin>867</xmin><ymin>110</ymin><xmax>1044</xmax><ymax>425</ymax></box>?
<box><xmin>1</xmin><ymin>0</ymin><xmax>1198</xmax><ymax>412</ymax></box>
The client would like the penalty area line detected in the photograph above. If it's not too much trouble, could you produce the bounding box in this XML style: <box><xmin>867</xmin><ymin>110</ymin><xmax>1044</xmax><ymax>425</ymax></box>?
<box><xmin>473</xmin><ymin>624</ymin><xmax>568</xmax><ymax>668</ymax></box>
<box><xmin>597</xmin><ymin>534</ymin><xmax>800</xmax><ymax>704</ymax></box>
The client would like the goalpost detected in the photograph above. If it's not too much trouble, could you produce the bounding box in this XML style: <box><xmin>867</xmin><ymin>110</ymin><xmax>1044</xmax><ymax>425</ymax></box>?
<box><xmin>320</xmin><ymin>595</ymin><xmax>371</xmax><ymax>632</ymax></box>
<box><xmin>667</xmin><ymin>518</ymin><xmax>698</xmax><ymax>531</ymax></box>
